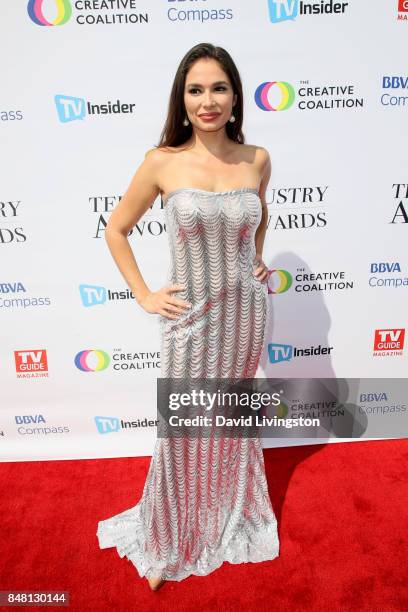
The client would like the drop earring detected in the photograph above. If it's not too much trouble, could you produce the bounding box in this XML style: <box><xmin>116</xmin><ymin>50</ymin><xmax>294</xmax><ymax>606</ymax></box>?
<box><xmin>183</xmin><ymin>117</ymin><xmax>190</xmax><ymax>126</ymax></box>
<box><xmin>229</xmin><ymin>114</ymin><xmax>236</xmax><ymax>123</ymax></box>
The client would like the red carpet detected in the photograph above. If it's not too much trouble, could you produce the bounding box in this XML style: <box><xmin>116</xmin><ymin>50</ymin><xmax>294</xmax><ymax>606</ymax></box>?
<box><xmin>0</xmin><ymin>439</ymin><xmax>407</xmax><ymax>612</ymax></box>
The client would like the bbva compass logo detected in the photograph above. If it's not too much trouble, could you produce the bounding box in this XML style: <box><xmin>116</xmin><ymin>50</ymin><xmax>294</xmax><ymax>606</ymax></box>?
<box><xmin>254</xmin><ymin>82</ymin><xmax>295</xmax><ymax>111</ymax></box>
<box><xmin>27</xmin><ymin>0</ymin><xmax>72</xmax><ymax>26</ymax></box>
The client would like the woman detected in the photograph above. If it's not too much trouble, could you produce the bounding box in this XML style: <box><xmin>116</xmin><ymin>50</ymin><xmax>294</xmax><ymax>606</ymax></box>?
<box><xmin>97</xmin><ymin>42</ymin><xmax>280</xmax><ymax>590</ymax></box>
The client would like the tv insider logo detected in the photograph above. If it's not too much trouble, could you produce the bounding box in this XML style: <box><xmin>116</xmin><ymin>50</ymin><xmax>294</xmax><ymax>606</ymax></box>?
<box><xmin>55</xmin><ymin>95</ymin><xmax>135</xmax><ymax>123</ymax></box>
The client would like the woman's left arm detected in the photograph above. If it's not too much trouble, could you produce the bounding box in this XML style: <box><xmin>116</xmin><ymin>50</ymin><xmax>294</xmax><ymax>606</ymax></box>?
<box><xmin>253</xmin><ymin>147</ymin><xmax>271</xmax><ymax>283</ymax></box>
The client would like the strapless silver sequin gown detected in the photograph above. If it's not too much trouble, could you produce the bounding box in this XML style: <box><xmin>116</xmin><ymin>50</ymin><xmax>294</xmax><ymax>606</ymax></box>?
<box><xmin>97</xmin><ymin>188</ymin><xmax>280</xmax><ymax>581</ymax></box>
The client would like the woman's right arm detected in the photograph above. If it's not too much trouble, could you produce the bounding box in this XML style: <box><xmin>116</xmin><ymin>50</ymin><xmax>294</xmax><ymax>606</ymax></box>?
<box><xmin>104</xmin><ymin>149</ymin><xmax>191</xmax><ymax>320</ymax></box>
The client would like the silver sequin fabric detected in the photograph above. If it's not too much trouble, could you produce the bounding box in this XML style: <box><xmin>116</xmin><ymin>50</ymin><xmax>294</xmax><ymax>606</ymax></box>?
<box><xmin>96</xmin><ymin>188</ymin><xmax>280</xmax><ymax>581</ymax></box>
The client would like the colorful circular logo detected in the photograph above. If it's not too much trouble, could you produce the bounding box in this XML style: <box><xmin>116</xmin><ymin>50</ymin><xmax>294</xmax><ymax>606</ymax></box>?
<box><xmin>27</xmin><ymin>0</ymin><xmax>72</xmax><ymax>26</ymax></box>
<box><xmin>75</xmin><ymin>350</ymin><xmax>110</xmax><ymax>372</ymax></box>
<box><xmin>254</xmin><ymin>82</ymin><xmax>295</xmax><ymax>111</ymax></box>
<box><xmin>275</xmin><ymin>401</ymin><xmax>288</xmax><ymax>418</ymax></box>
<box><xmin>259</xmin><ymin>400</ymin><xmax>288</xmax><ymax>419</ymax></box>
<box><xmin>267</xmin><ymin>269</ymin><xmax>293</xmax><ymax>294</ymax></box>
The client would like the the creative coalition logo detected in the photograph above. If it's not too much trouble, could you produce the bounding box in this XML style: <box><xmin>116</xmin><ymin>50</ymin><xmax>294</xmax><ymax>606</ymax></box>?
<box><xmin>266</xmin><ymin>270</ymin><xmax>293</xmax><ymax>294</ymax></box>
<box><xmin>271</xmin><ymin>392</ymin><xmax>343</xmax><ymax>420</ymax></box>
<box><xmin>368</xmin><ymin>262</ymin><xmax>408</xmax><ymax>289</ymax></box>
<box><xmin>75</xmin><ymin>350</ymin><xmax>110</xmax><ymax>372</ymax></box>
<box><xmin>255</xmin><ymin>80</ymin><xmax>363</xmax><ymax>111</ymax></box>
<box><xmin>0</xmin><ymin>199</ymin><xmax>26</xmax><ymax>244</ymax></box>
<box><xmin>398</xmin><ymin>0</ymin><xmax>408</xmax><ymax>20</ymax></box>
<box><xmin>268</xmin><ymin>342</ymin><xmax>333</xmax><ymax>364</ymax></box>
<box><xmin>14</xmin><ymin>415</ymin><xmax>70</xmax><ymax>436</ymax></box>
<box><xmin>14</xmin><ymin>350</ymin><xmax>49</xmax><ymax>378</ymax></box>
<box><xmin>94</xmin><ymin>415</ymin><xmax>157</xmax><ymax>434</ymax></box>
<box><xmin>79</xmin><ymin>284</ymin><xmax>135</xmax><ymax>306</ymax></box>
<box><xmin>266</xmin><ymin>184</ymin><xmax>329</xmax><ymax>230</ymax></box>
<box><xmin>75</xmin><ymin>348</ymin><xmax>160</xmax><ymax>372</ymax></box>
<box><xmin>257</xmin><ymin>398</ymin><xmax>289</xmax><ymax>420</ymax></box>
<box><xmin>294</xmin><ymin>268</ymin><xmax>354</xmax><ymax>292</ymax></box>
<box><xmin>28</xmin><ymin>0</ymin><xmax>149</xmax><ymax>26</ymax></box>
<box><xmin>267</xmin><ymin>0</ymin><xmax>349</xmax><ymax>23</ymax></box>
<box><xmin>90</xmin><ymin>193</ymin><xmax>165</xmax><ymax>239</ymax></box>
<box><xmin>55</xmin><ymin>95</ymin><xmax>135</xmax><ymax>123</ymax></box>
<box><xmin>255</xmin><ymin>82</ymin><xmax>295</xmax><ymax>111</ymax></box>
<box><xmin>27</xmin><ymin>0</ymin><xmax>72</xmax><ymax>26</ymax></box>
<box><xmin>266</xmin><ymin>268</ymin><xmax>354</xmax><ymax>294</ymax></box>
<box><xmin>373</xmin><ymin>329</ymin><xmax>405</xmax><ymax>357</ymax></box>
<box><xmin>380</xmin><ymin>76</ymin><xmax>408</xmax><ymax>108</ymax></box>
<box><xmin>0</xmin><ymin>282</ymin><xmax>51</xmax><ymax>309</ymax></box>
<box><xmin>268</xmin><ymin>268</ymin><xmax>354</xmax><ymax>294</ymax></box>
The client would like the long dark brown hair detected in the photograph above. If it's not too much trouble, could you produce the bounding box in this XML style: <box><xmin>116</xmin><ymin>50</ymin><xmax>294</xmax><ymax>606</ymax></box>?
<box><xmin>157</xmin><ymin>43</ymin><xmax>245</xmax><ymax>148</ymax></box>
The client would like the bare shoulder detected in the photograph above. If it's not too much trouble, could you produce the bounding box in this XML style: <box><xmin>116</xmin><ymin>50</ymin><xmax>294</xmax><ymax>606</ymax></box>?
<box><xmin>144</xmin><ymin>145</ymin><xmax>187</xmax><ymax>167</ymax></box>
<box><xmin>144</xmin><ymin>146</ymin><xmax>170</xmax><ymax>163</ymax></box>
<box><xmin>142</xmin><ymin>146</ymin><xmax>188</xmax><ymax>193</ymax></box>
<box><xmin>142</xmin><ymin>146</ymin><xmax>176</xmax><ymax>180</ymax></box>
<box><xmin>243</xmin><ymin>145</ymin><xmax>271</xmax><ymax>193</ymax></box>
<box><xmin>249</xmin><ymin>144</ymin><xmax>271</xmax><ymax>167</ymax></box>
<box><xmin>234</xmin><ymin>143</ymin><xmax>270</xmax><ymax>168</ymax></box>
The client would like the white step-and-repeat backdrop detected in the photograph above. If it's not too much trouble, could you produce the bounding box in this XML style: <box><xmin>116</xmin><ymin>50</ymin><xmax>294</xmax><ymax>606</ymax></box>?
<box><xmin>1</xmin><ymin>1</ymin><xmax>407</xmax><ymax>461</ymax></box>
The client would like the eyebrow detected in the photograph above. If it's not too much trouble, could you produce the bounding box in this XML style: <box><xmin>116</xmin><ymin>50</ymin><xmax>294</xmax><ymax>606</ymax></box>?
<box><xmin>186</xmin><ymin>81</ymin><xmax>230</xmax><ymax>88</ymax></box>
